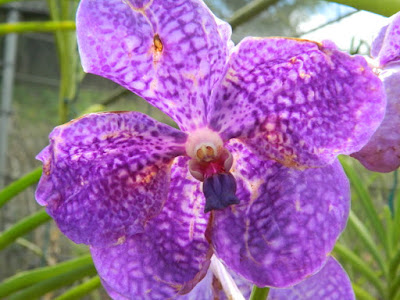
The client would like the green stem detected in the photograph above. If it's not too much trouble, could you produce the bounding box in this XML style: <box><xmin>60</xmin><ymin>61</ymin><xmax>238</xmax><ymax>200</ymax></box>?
<box><xmin>54</xmin><ymin>276</ymin><xmax>101</xmax><ymax>300</ymax></box>
<box><xmin>15</xmin><ymin>237</ymin><xmax>44</xmax><ymax>257</ymax></box>
<box><xmin>0</xmin><ymin>254</ymin><xmax>93</xmax><ymax>298</ymax></box>
<box><xmin>250</xmin><ymin>285</ymin><xmax>269</xmax><ymax>300</ymax></box>
<box><xmin>8</xmin><ymin>264</ymin><xmax>97</xmax><ymax>300</ymax></box>
<box><xmin>47</xmin><ymin>0</ymin><xmax>79</xmax><ymax>124</ymax></box>
<box><xmin>0</xmin><ymin>167</ymin><xmax>42</xmax><ymax>208</ymax></box>
<box><xmin>334</xmin><ymin>243</ymin><xmax>386</xmax><ymax>298</ymax></box>
<box><xmin>0</xmin><ymin>209</ymin><xmax>51</xmax><ymax>250</ymax></box>
<box><xmin>0</xmin><ymin>21</ymin><xmax>75</xmax><ymax>35</ymax></box>
<box><xmin>325</xmin><ymin>0</ymin><xmax>400</xmax><ymax>17</ymax></box>
<box><xmin>48</xmin><ymin>0</ymin><xmax>69</xmax><ymax>123</ymax></box>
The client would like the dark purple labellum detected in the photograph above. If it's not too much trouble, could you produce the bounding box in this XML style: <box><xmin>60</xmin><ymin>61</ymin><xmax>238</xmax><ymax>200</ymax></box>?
<box><xmin>203</xmin><ymin>172</ymin><xmax>239</xmax><ymax>213</ymax></box>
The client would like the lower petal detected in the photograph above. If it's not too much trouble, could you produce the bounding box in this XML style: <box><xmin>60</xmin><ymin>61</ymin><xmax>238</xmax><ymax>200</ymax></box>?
<box><xmin>268</xmin><ymin>257</ymin><xmax>355</xmax><ymax>300</ymax></box>
<box><xmin>211</xmin><ymin>140</ymin><xmax>350</xmax><ymax>287</ymax></box>
<box><xmin>91</xmin><ymin>157</ymin><xmax>212</xmax><ymax>299</ymax></box>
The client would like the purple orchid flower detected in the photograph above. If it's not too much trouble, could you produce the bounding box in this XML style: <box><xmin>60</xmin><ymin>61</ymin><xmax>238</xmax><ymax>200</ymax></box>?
<box><xmin>352</xmin><ymin>11</ymin><xmax>400</xmax><ymax>172</ymax></box>
<box><xmin>35</xmin><ymin>0</ymin><xmax>386</xmax><ymax>299</ymax></box>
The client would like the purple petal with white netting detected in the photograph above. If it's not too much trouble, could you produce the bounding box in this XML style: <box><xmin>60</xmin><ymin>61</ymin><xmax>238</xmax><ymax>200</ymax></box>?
<box><xmin>76</xmin><ymin>0</ymin><xmax>231</xmax><ymax>131</ymax></box>
<box><xmin>268</xmin><ymin>257</ymin><xmax>355</xmax><ymax>300</ymax></box>
<box><xmin>208</xmin><ymin>37</ymin><xmax>385</xmax><ymax>168</ymax></box>
<box><xmin>211</xmin><ymin>140</ymin><xmax>350</xmax><ymax>287</ymax></box>
<box><xmin>177</xmin><ymin>270</ymin><xmax>214</xmax><ymax>300</ymax></box>
<box><xmin>35</xmin><ymin>112</ymin><xmax>187</xmax><ymax>247</ymax></box>
<box><xmin>101</xmin><ymin>279</ymin><xmax>129</xmax><ymax>300</ymax></box>
<box><xmin>371</xmin><ymin>11</ymin><xmax>400</xmax><ymax>67</ymax></box>
<box><xmin>352</xmin><ymin>65</ymin><xmax>400</xmax><ymax>172</ymax></box>
<box><xmin>91</xmin><ymin>157</ymin><xmax>212</xmax><ymax>299</ymax></box>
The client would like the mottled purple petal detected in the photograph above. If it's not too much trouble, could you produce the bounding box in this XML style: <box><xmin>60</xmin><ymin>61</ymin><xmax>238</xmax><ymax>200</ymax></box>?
<box><xmin>101</xmin><ymin>279</ymin><xmax>130</xmax><ymax>300</ymax></box>
<box><xmin>371</xmin><ymin>12</ymin><xmax>400</xmax><ymax>67</ymax></box>
<box><xmin>35</xmin><ymin>112</ymin><xmax>187</xmax><ymax>247</ymax></box>
<box><xmin>91</xmin><ymin>157</ymin><xmax>212</xmax><ymax>299</ymax></box>
<box><xmin>268</xmin><ymin>257</ymin><xmax>355</xmax><ymax>300</ymax></box>
<box><xmin>211</xmin><ymin>140</ymin><xmax>350</xmax><ymax>287</ymax></box>
<box><xmin>77</xmin><ymin>0</ymin><xmax>231</xmax><ymax>131</ymax></box>
<box><xmin>178</xmin><ymin>270</ymin><xmax>213</xmax><ymax>300</ymax></box>
<box><xmin>208</xmin><ymin>38</ymin><xmax>385</xmax><ymax>168</ymax></box>
<box><xmin>352</xmin><ymin>65</ymin><xmax>400</xmax><ymax>172</ymax></box>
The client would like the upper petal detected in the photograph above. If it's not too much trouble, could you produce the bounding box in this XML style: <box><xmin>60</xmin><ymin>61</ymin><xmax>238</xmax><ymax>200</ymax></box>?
<box><xmin>91</xmin><ymin>157</ymin><xmax>212</xmax><ymax>299</ymax></box>
<box><xmin>268</xmin><ymin>257</ymin><xmax>355</xmax><ymax>300</ymax></box>
<box><xmin>352</xmin><ymin>65</ymin><xmax>400</xmax><ymax>172</ymax></box>
<box><xmin>208</xmin><ymin>37</ymin><xmax>385</xmax><ymax>168</ymax></box>
<box><xmin>211</xmin><ymin>140</ymin><xmax>350</xmax><ymax>287</ymax></box>
<box><xmin>76</xmin><ymin>0</ymin><xmax>231</xmax><ymax>131</ymax></box>
<box><xmin>35</xmin><ymin>112</ymin><xmax>187</xmax><ymax>247</ymax></box>
<box><xmin>371</xmin><ymin>12</ymin><xmax>400</xmax><ymax>67</ymax></box>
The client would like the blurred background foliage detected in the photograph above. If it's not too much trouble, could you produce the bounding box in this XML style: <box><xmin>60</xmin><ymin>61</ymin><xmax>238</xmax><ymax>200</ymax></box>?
<box><xmin>0</xmin><ymin>0</ymin><xmax>399</xmax><ymax>299</ymax></box>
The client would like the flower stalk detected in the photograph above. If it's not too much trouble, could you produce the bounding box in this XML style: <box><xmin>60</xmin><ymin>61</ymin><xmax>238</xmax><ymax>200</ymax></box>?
<box><xmin>250</xmin><ymin>285</ymin><xmax>270</xmax><ymax>300</ymax></box>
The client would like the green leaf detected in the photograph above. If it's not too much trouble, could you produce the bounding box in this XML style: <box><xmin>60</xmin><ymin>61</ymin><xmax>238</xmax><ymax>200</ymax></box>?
<box><xmin>0</xmin><ymin>167</ymin><xmax>42</xmax><ymax>208</ymax></box>
<box><xmin>54</xmin><ymin>276</ymin><xmax>101</xmax><ymax>300</ymax></box>
<box><xmin>250</xmin><ymin>285</ymin><xmax>269</xmax><ymax>300</ymax></box>
<box><xmin>390</xmin><ymin>273</ymin><xmax>400</xmax><ymax>300</ymax></box>
<box><xmin>0</xmin><ymin>21</ymin><xmax>75</xmax><ymax>35</ymax></box>
<box><xmin>0</xmin><ymin>254</ymin><xmax>92</xmax><ymax>298</ymax></box>
<box><xmin>0</xmin><ymin>0</ymin><xmax>33</xmax><ymax>5</ymax></box>
<box><xmin>390</xmin><ymin>250</ymin><xmax>400</xmax><ymax>283</ymax></box>
<box><xmin>340</xmin><ymin>158</ymin><xmax>388</xmax><ymax>256</ymax></box>
<box><xmin>0</xmin><ymin>209</ymin><xmax>51</xmax><ymax>250</ymax></box>
<box><xmin>228</xmin><ymin>0</ymin><xmax>279</xmax><ymax>29</ymax></box>
<box><xmin>347</xmin><ymin>210</ymin><xmax>388</xmax><ymax>278</ymax></box>
<box><xmin>384</xmin><ymin>205</ymin><xmax>394</xmax><ymax>257</ymax></box>
<box><xmin>352</xmin><ymin>283</ymin><xmax>378</xmax><ymax>300</ymax></box>
<box><xmin>8</xmin><ymin>264</ymin><xmax>97</xmax><ymax>300</ymax></box>
<box><xmin>393</xmin><ymin>186</ymin><xmax>400</xmax><ymax>247</ymax></box>
<box><xmin>325</xmin><ymin>0</ymin><xmax>400</xmax><ymax>17</ymax></box>
<box><xmin>334</xmin><ymin>243</ymin><xmax>386</xmax><ymax>298</ymax></box>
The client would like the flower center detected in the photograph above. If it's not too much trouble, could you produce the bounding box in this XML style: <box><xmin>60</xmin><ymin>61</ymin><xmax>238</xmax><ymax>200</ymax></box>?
<box><xmin>185</xmin><ymin>128</ymin><xmax>239</xmax><ymax>212</ymax></box>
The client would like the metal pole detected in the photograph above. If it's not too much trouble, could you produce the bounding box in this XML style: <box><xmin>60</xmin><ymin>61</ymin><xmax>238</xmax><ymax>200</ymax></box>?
<box><xmin>0</xmin><ymin>7</ymin><xmax>20</xmax><ymax>188</ymax></box>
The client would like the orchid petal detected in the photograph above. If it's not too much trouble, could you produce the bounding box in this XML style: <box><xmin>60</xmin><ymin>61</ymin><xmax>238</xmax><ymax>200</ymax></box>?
<box><xmin>208</xmin><ymin>37</ymin><xmax>385</xmax><ymax>168</ymax></box>
<box><xmin>76</xmin><ymin>0</ymin><xmax>231</xmax><ymax>131</ymax></box>
<box><xmin>211</xmin><ymin>140</ymin><xmax>350</xmax><ymax>287</ymax></box>
<box><xmin>35</xmin><ymin>112</ymin><xmax>187</xmax><ymax>247</ymax></box>
<box><xmin>101</xmin><ymin>279</ymin><xmax>130</xmax><ymax>300</ymax></box>
<box><xmin>178</xmin><ymin>270</ymin><xmax>213</xmax><ymax>300</ymax></box>
<box><xmin>371</xmin><ymin>12</ymin><xmax>400</xmax><ymax>67</ymax></box>
<box><xmin>352</xmin><ymin>65</ymin><xmax>400</xmax><ymax>172</ymax></box>
<box><xmin>268</xmin><ymin>257</ymin><xmax>355</xmax><ymax>300</ymax></box>
<box><xmin>91</xmin><ymin>157</ymin><xmax>212</xmax><ymax>299</ymax></box>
